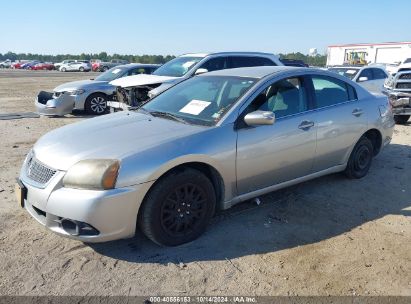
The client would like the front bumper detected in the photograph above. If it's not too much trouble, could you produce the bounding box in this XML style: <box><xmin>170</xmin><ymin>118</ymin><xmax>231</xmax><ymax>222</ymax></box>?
<box><xmin>35</xmin><ymin>91</ymin><xmax>87</xmax><ymax>116</ymax></box>
<box><xmin>19</xmin><ymin>166</ymin><xmax>154</xmax><ymax>243</ymax></box>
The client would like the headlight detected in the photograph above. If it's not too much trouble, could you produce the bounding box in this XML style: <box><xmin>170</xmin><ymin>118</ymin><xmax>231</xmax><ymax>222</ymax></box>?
<box><xmin>63</xmin><ymin>159</ymin><xmax>120</xmax><ymax>190</ymax></box>
<box><xmin>67</xmin><ymin>89</ymin><xmax>85</xmax><ymax>95</ymax></box>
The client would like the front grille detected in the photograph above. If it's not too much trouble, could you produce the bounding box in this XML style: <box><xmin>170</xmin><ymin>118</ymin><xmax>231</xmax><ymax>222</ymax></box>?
<box><xmin>396</xmin><ymin>83</ymin><xmax>411</xmax><ymax>89</ymax></box>
<box><xmin>26</xmin><ymin>157</ymin><xmax>56</xmax><ymax>185</ymax></box>
<box><xmin>399</xmin><ymin>73</ymin><xmax>411</xmax><ymax>80</ymax></box>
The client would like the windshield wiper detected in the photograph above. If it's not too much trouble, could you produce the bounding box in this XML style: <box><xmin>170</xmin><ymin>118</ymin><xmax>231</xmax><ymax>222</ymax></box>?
<box><xmin>149</xmin><ymin>111</ymin><xmax>189</xmax><ymax>124</ymax></box>
<box><xmin>133</xmin><ymin>107</ymin><xmax>152</xmax><ymax>116</ymax></box>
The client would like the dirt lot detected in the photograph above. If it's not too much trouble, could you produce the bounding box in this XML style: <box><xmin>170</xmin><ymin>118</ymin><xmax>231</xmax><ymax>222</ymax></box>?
<box><xmin>0</xmin><ymin>70</ymin><xmax>410</xmax><ymax>297</ymax></box>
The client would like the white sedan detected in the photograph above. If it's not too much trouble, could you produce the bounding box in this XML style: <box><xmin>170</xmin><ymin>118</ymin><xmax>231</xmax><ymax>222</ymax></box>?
<box><xmin>59</xmin><ymin>61</ymin><xmax>91</xmax><ymax>72</ymax></box>
<box><xmin>328</xmin><ymin>66</ymin><xmax>389</xmax><ymax>94</ymax></box>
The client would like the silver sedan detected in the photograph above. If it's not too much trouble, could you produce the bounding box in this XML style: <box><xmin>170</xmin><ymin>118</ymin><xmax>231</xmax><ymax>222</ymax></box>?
<box><xmin>35</xmin><ymin>64</ymin><xmax>159</xmax><ymax>116</ymax></box>
<box><xmin>17</xmin><ymin>66</ymin><xmax>395</xmax><ymax>246</ymax></box>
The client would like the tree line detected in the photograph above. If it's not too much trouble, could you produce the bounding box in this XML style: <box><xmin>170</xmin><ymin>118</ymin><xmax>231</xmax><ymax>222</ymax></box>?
<box><xmin>0</xmin><ymin>52</ymin><xmax>176</xmax><ymax>64</ymax></box>
<box><xmin>0</xmin><ymin>51</ymin><xmax>327</xmax><ymax>66</ymax></box>
<box><xmin>278</xmin><ymin>52</ymin><xmax>327</xmax><ymax>67</ymax></box>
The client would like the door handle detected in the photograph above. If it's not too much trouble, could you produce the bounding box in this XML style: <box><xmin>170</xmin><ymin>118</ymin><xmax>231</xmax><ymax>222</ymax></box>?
<box><xmin>298</xmin><ymin>120</ymin><xmax>315</xmax><ymax>130</ymax></box>
<box><xmin>352</xmin><ymin>108</ymin><xmax>363</xmax><ymax>117</ymax></box>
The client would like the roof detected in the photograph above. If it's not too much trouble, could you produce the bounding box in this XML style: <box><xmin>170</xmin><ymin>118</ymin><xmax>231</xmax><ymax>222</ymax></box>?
<box><xmin>117</xmin><ymin>63</ymin><xmax>161</xmax><ymax>69</ymax></box>
<box><xmin>181</xmin><ymin>51</ymin><xmax>277</xmax><ymax>58</ymax></box>
<box><xmin>199</xmin><ymin>66</ymin><xmax>302</xmax><ymax>79</ymax></box>
<box><xmin>328</xmin><ymin>41</ymin><xmax>411</xmax><ymax>48</ymax></box>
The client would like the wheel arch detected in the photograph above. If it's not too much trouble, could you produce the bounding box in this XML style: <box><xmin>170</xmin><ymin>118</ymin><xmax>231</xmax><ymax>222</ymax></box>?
<box><xmin>138</xmin><ymin>161</ymin><xmax>225</xmax><ymax>219</ymax></box>
<box><xmin>362</xmin><ymin>128</ymin><xmax>382</xmax><ymax>156</ymax></box>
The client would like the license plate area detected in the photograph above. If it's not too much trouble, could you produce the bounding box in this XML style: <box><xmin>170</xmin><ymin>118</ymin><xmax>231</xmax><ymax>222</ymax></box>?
<box><xmin>15</xmin><ymin>179</ymin><xmax>27</xmax><ymax>208</ymax></box>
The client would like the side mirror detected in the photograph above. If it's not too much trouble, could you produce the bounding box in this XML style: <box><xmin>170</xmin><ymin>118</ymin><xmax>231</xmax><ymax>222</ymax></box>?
<box><xmin>244</xmin><ymin>110</ymin><xmax>275</xmax><ymax>126</ymax></box>
<box><xmin>194</xmin><ymin>68</ymin><xmax>208</xmax><ymax>75</ymax></box>
<box><xmin>358</xmin><ymin>76</ymin><xmax>368</xmax><ymax>82</ymax></box>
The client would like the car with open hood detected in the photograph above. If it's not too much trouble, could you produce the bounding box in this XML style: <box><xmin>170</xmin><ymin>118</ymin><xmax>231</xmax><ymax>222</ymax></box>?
<box><xmin>17</xmin><ymin>66</ymin><xmax>394</xmax><ymax>246</ymax></box>
<box><xmin>109</xmin><ymin>52</ymin><xmax>283</xmax><ymax>108</ymax></box>
<box><xmin>35</xmin><ymin>63</ymin><xmax>159</xmax><ymax>116</ymax></box>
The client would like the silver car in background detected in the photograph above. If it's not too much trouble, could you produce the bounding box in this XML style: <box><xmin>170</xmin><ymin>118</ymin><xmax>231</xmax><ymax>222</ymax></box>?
<box><xmin>59</xmin><ymin>60</ymin><xmax>92</xmax><ymax>72</ymax></box>
<box><xmin>17</xmin><ymin>66</ymin><xmax>394</xmax><ymax>246</ymax></box>
<box><xmin>35</xmin><ymin>64</ymin><xmax>159</xmax><ymax>116</ymax></box>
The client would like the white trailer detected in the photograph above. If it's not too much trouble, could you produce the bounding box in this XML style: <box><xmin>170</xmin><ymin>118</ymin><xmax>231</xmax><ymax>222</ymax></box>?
<box><xmin>327</xmin><ymin>41</ymin><xmax>411</xmax><ymax>67</ymax></box>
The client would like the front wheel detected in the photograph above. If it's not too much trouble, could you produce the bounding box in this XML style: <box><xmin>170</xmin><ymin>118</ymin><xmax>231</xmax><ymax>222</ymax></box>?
<box><xmin>394</xmin><ymin>115</ymin><xmax>410</xmax><ymax>125</ymax></box>
<box><xmin>84</xmin><ymin>93</ymin><xmax>108</xmax><ymax>115</ymax></box>
<box><xmin>139</xmin><ymin>169</ymin><xmax>216</xmax><ymax>246</ymax></box>
<box><xmin>61</xmin><ymin>67</ymin><xmax>66</xmax><ymax>72</ymax></box>
<box><xmin>345</xmin><ymin>137</ymin><xmax>374</xmax><ymax>179</ymax></box>
<box><xmin>79</xmin><ymin>66</ymin><xmax>85</xmax><ymax>72</ymax></box>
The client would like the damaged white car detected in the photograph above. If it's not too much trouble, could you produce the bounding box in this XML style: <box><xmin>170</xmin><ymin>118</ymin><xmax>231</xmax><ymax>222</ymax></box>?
<box><xmin>108</xmin><ymin>52</ymin><xmax>282</xmax><ymax>109</ymax></box>
<box><xmin>35</xmin><ymin>64</ymin><xmax>159</xmax><ymax>116</ymax></box>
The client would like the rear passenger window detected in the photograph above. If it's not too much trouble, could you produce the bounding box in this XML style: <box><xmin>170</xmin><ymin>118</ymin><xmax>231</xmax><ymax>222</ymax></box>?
<box><xmin>312</xmin><ymin>76</ymin><xmax>356</xmax><ymax>108</ymax></box>
<box><xmin>230</xmin><ymin>56</ymin><xmax>275</xmax><ymax>68</ymax></box>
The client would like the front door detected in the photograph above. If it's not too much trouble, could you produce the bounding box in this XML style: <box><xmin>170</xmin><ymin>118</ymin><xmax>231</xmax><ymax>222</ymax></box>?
<box><xmin>236</xmin><ymin>76</ymin><xmax>317</xmax><ymax>195</ymax></box>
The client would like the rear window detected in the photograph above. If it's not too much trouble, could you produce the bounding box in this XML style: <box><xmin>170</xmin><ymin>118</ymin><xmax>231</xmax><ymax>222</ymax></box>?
<box><xmin>312</xmin><ymin>76</ymin><xmax>357</xmax><ymax>108</ymax></box>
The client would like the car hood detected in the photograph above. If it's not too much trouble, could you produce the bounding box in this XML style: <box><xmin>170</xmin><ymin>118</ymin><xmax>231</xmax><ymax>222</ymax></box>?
<box><xmin>54</xmin><ymin>80</ymin><xmax>108</xmax><ymax>92</ymax></box>
<box><xmin>33</xmin><ymin>111</ymin><xmax>203</xmax><ymax>171</ymax></box>
<box><xmin>110</xmin><ymin>74</ymin><xmax>179</xmax><ymax>88</ymax></box>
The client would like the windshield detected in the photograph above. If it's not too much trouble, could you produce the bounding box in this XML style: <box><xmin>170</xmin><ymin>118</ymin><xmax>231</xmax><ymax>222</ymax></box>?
<box><xmin>95</xmin><ymin>67</ymin><xmax>127</xmax><ymax>81</ymax></box>
<box><xmin>153</xmin><ymin>56</ymin><xmax>204</xmax><ymax>77</ymax></box>
<box><xmin>141</xmin><ymin>76</ymin><xmax>257</xmax><ymax>126</ymax></box>
<box><xmin>328</xmin><ymin>68</ymin><xmax>360</xmax><ymax>80</ymax></box>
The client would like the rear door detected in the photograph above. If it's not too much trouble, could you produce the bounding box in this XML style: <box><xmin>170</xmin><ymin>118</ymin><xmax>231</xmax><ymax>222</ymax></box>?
<box><xmin>309</xmin><ymin>75</ymin><xmax>367</xmax><ymax>171</ymax></box>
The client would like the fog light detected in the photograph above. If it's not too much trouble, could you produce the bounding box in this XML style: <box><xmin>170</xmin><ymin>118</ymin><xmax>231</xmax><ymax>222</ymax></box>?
<box><xmin>61</xmin><ymin>219</ymin><xmax>79</xmax><ymax>235</ymax></box>
<box><xmin>60</xmin><ymin>218</ymin><xmax>99</xmax><ymax>236</ymax></box>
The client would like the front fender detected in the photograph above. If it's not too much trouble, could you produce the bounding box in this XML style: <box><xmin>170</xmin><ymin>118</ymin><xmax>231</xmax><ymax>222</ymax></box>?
<box><xmin>115</xmin><ymin>124</ymin><xmax>238</xmax><ymax>201</ymax></box>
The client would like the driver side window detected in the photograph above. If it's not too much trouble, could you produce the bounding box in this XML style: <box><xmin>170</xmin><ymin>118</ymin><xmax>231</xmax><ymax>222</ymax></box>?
<box><xmin>198</xmin><ymin>57</ymin><xmax>228</xmax><ymax>72</ymax></box>
<box><xmin>247</xmin><ymin>77</ymin><xmax>308</xmax><ymax>119</ymax></box>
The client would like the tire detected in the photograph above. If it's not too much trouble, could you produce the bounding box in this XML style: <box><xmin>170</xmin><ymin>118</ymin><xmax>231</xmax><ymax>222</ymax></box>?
<box><xmin>345</xmin><ymin>136</ymin><xmax>374</xmax><ymax>179</ymax></box>
<box><xmin>102</xmin><ymin>66</ymin><xmax>109</xmax><ymax>72</ymax></box>
<box><xmin>61</xmin><ymin>67</ymin><xmax>66</xmax><ymax>72</ymax></box>
<box><xmin>84</xmin><ymin>93</ymin><xmax>108</xmax><ymax>115</ymax></box>
<box><xmin>394</xmin><ymin>115</ymin><xmax>410</xmax><ymax>125</ymax></box>
<box><xmin>79</xmin><ymin>66</ymin><xmax>84</xmax><ymax>72</ymax></box>
<box><xmin>139</xmin><ymin>168</ymin><xmax>216</xmax><ymax>246</ymax></box>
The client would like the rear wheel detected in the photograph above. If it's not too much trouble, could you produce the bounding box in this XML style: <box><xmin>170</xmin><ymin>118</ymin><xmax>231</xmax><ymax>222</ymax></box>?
<box><xmin>61</xmin><ymin>67</ymin><xmax>66</xmax><ymax>72</ymax></box>
<box><xmin>79</xmin><ymin>66</ymin><xmax>85</xmax><ymax>72</ymax></box>
<box><xmin>84</xmin><ymin>93</ymin><xmax>108</xmax><ymax>115</ymax></box>
<box><xmin>345</xmin><ymin>137</ymin><xmax>374</xmax><ymax>179</ymax></box>
<box><xmin>394</xmin><ymin>115</ymin><xmax>410</xmax><ymax>125</ymax></box>
<box><xmin>139</xmin><ymin>168</ymin><xmax>216</xmax><ymax>246</ymax></box>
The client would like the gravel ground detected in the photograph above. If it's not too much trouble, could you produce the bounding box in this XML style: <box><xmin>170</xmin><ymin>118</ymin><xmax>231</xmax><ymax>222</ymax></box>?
<box><xmin>0</xmin><ymin>70</ymin><xmax>410</xmax><ymax>296</ymax></box>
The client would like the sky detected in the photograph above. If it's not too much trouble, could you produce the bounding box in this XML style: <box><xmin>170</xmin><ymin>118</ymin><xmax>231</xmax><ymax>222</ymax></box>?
<box><xmin>1</xmin><ymin>0</ymin><xmax>410</xmax><ymax>56</ymax></box>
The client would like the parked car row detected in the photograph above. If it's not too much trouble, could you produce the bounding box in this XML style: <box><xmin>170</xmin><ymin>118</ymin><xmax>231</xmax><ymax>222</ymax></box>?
<box><xmin>18</xmin><ymin>59</ymin><xmax>395</xmax><ymax>245</ymax></box>
<box><xmin>0</xmin><ymin>58</ymin><xmax>130</xmax><ymax>72</ymax></box>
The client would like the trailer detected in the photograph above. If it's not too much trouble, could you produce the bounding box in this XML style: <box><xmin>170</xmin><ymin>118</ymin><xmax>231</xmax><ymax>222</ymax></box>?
<box><xmin>327</xmin><ymin>41</ymin><xmax>411</xmax><ymax>67</ymax></box>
